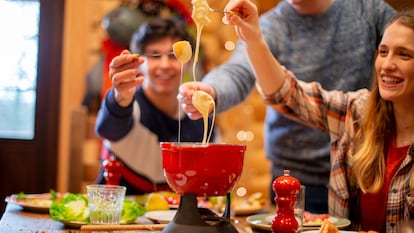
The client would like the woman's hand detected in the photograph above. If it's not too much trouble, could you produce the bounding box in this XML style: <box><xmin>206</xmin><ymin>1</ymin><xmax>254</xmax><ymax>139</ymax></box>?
<box><xmin>177</xmin><ymin>81</ymin><xmax>216</xmax><ymax>120</ymax></box>
<box><xmin>224</xmin><ymin>0</ymin><xmax>261</xmax><ymax>44</ymax></box>
<box><xmin>109</xmin><ymin>50</ymin><xmax>145</xmax><ymax>107</ymax></box>
<box><xmin>225</xmin><ymin>0</ymin><xmax>286</xmax><ymax>97</ymax></box>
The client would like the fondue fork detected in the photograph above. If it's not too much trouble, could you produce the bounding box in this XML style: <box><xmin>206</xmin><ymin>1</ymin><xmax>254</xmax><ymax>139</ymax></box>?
<box><xmin>209</xmin><ymin>8</ymin><xmax>231</xmax><ymax>14</ymax></box>
<box><xmin>209</xmin><ymin>8</ymin><xmax>243</xmax><ymax>22</ymax></box>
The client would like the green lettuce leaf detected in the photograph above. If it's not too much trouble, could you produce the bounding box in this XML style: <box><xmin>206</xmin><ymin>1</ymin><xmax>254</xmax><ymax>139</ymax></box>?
<box><xmin>49</xmin><ymin>193</ymin><xmax>90</xmax><ymax>223</ymax></box>
<box><xmin>120</xmin><ymin>199</ymin><xmax>146</xmax><ymax>224</ymax></box>
<box><xmin>49</xmin><ymin>193</ymin><xmax>146</xmax><ymax>224</ymax></box>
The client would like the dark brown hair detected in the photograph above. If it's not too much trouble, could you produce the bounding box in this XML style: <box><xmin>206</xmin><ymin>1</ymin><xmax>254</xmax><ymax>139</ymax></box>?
<box><xmin>130</xmin><ymin>17</ymin><xmax>193</xmax><ymax>54</ymax></box>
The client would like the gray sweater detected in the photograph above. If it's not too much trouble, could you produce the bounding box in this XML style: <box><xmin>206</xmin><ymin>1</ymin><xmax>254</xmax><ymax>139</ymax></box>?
<box><xmin>203</xmin><ymin>0</ymin><xmax>395</xmax><ymax>185</ymax></box>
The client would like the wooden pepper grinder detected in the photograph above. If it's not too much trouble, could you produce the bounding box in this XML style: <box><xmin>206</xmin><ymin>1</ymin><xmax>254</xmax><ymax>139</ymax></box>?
<box><xmin>272</xmin><ymin>169</ymin><xmax>301</xmax><ymax>233</ymax></box>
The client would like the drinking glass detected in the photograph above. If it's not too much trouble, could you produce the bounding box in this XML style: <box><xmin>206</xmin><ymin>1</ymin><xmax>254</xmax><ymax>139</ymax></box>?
<box><xmin>87</xmin><ymin>184</ymin><xmax>126</xmax><ymax>224</ymax></box>
<box><xmin>294</xmin><ymin>185</ymin><xmax>306</xmax><ymax>232</ymax></box>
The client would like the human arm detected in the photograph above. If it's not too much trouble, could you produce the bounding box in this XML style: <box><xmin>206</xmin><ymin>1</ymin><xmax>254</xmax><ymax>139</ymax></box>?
<box><xmin>178</xmin><ymin>1</ymin><xmax>279</xmax><ymax>119</ymax></box>
<box><xmin>223</xmin><ymin>0</ymin><xmax>372</xmax><ymax>134</ymax></box>
<box><xmin>224</xmin><ymin>0</ymin><xmax>286</xmax><ymax>98</ymax></box>
<box><xmin>95</xmin><ymin>88</ymin><xmax>136</xmax><ymax>141</ymax></box>
<box><xmin>95</xmin><ymin>50</ymin><xmax>145</xmax><ymax>141</ymax></box>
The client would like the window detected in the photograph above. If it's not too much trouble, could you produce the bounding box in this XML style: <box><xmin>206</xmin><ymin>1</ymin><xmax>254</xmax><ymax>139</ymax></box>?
<box><xmin>0</xmin><ymin>0</ymin><xmax>39</xmax><ymax>139</ymax></box>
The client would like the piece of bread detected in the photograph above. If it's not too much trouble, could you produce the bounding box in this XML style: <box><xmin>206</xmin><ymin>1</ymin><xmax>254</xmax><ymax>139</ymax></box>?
<box><xmin>319</xmin><ymin>219</ymin><xmax>340</xmax><ymax>233</ymax></box>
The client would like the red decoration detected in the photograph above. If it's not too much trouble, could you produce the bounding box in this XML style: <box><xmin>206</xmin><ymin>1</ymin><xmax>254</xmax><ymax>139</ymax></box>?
<box><xmin>166</xmin><ymin>0</ymin><xmax>194</xmax><ymax>24</ymax></box>
<box><xmin>272</xmin><ymin>170</ymin><xmax>301</xmax><ymax>233</ymax></box>
<box><xmin>103</xmin><ymin>156</ymin><xmax>122</xmax><ymax>185</ymax></box>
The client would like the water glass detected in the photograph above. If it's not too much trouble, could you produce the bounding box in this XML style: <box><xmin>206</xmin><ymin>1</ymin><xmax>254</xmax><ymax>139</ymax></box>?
<box><xmin>87</xmin><ymin>184</ymin><xmax>126</xmax><ymax>224</ymax></box>
<box><xmin>295</xmin><ymin>185</ymin><xmax>306</xmax><ymax>232</ymax></box>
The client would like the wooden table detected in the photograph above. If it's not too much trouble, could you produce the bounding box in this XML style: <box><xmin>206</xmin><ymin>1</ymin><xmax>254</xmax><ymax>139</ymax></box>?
<box><xmin>0</xmin><ymin>203</ymin><xmax>270</xmax><ymax>233</ymax></box>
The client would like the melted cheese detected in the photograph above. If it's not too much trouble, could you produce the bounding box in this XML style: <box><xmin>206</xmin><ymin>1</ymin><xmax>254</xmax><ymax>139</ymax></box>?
<box><xmin>173</xmin><ymin>41</ymin><xmax>192</xmax><ymax>64</ymax></box>
<box><xmin>168</xmin><ymin>0</ymin><xmax>216</xmax><ymax>145</ymax></box>
<box><xmin>188</xmin><ymin>0</ymin><xmax>216</xmax><ymax>144</ymax></box>
<box><xmin>191</xmin><ymin>0</ymin><xmax>211</xmax><ymax>81</ymax></box>
<box><xmin>191</xmin><ymin>0</ymin><xmax>211</xmax><ymax>27</ymax></box>
<box><xmin>173</xmin><ymin>41</ymin><xmax>193</xmax><ymax>143</ymax></box>
<box><xmin>192</xmin><ymin>90</ymin><xmax>215</xmax><ymax>144</ymax></box>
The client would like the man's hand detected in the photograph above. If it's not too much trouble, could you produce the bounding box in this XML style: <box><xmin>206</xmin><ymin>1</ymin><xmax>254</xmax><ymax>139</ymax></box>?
<box><xmin>177</xmin><ymin>81</ymin><xmax>216</xmax><ymax>120</ymax></box>
<box><xmin>109</xmin><ymin>50</ymin><xmax>145</xmax><ymax>107</ymax></box>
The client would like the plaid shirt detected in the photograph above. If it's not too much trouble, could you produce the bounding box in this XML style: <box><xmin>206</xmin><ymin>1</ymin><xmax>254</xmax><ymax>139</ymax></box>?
<box><xmin>262</xmin><ymin>71</ymin><xmax>414</xmax><ymax>232</ymax></box>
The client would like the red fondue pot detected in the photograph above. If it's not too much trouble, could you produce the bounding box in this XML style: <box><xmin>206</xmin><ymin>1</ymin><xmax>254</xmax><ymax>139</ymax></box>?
<box><xmin>160</xmin><ymin>142</ymin><xmax>246</xmax><ymax>197</ymax></box>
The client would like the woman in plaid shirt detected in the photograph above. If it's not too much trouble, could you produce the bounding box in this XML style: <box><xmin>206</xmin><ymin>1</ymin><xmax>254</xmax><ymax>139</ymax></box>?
<box><xmin>218</xmin><ymin>2</ymin><xmax>414</xmax><ymax>232</ymax></box>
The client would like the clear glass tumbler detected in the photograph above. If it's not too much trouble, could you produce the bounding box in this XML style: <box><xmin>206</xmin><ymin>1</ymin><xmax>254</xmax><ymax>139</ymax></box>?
<box><xmin>87</xmin><ymin>184</ymin><xmax>126</xmax><ymax>224</ymax></box>
<box><xmin>294</xmin><ymin>185</ymin><xmax>306</xmax><ymax>232</ymax></box>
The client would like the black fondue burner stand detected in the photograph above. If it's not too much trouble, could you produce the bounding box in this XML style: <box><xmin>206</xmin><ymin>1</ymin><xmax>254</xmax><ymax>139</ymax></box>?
<box><xmin>162</xmin><ymin>193</ymin><xmax>238</xmax><ymax>233</ymax></box>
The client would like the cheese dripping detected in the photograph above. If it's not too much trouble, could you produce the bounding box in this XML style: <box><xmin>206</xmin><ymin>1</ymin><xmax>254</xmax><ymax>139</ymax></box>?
<box><xmin>192</xmin><ymin>90</ymin><xmax>215</xmax><ymax>144</ymax></box>
<box><xmin>190</xmin><ymin>0</ymin><xmax>216</xmax><ymax>144</ymax></box>
<box><xmin>191</xmin><ymin>0</ymin><xmax>210</xmax><ymax>81</ymax></box>
<box><xmin>173</xmin><ymin>41</ymin><xmax>192</xmax><ymax>143</ymax></box>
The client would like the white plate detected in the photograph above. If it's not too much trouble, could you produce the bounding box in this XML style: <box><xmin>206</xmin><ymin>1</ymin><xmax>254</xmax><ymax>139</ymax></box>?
<box><xmin>246</xmin><ymin>213</ymin><xmax>351</xmax><ymax>231</ymax></box>
<box><xmin>144</xmin><ymin>210</ymin><xmax>177</xmax><ymax>224</ymax></box>
<box><xmin>231</xmin><ymin>198</ymin><xmax>266</xmax><ymax>216</ymax></box>
<box><xmin>234</xmin><ymin>204</ymin><xmax>265</xmax><ymax>216</ymax></box>
<box><xmin>5</xmin><ymin>193</ymin><xmax>63</xmax><ymax>213</ymax></box>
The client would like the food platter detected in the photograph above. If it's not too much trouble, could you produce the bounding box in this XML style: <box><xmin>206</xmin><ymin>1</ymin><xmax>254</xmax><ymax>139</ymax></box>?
<box><xmin>5</xmin><ymin>193</ymin><xmax>61</xmax><ymax>213</ymax></box>
<box><xmin>233</xmin><ymin>204</ymin><xmax>265</xmax><ymax>216</ymax></box>
<box><xmin>231</xmin><ymin>198</ymin><xmax>265</xmax><ymax>216</ymax></box>
<box><xmin>246</xmin><ymin>213</ymin><xmax>351</xmax><ymax>231</ymax></box>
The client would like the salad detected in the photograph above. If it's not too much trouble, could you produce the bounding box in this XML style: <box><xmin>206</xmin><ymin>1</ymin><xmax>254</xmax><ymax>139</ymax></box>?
<box><xmin>49</xmin><ymin>192</ymin><xmax>146</xmax><ymax>224</ymax></box>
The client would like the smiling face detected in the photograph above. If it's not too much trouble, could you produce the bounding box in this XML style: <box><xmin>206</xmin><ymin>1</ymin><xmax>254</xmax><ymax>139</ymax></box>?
<box><xmin>130</xmin><ymin>18</ymin><xmax>192</xmax><ymax>99</ymax></box>
<box><xmin>140</xmin><ymin>37</ymin><xmax>184</xmax><ymax>96</ymax></box>
<box><xmin>375</xmin><ymin>21</ymin><xmax>414</xmax><ymax>104</ymax></box>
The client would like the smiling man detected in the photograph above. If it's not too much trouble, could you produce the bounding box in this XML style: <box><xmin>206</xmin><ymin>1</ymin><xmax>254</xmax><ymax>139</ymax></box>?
<box><xmin>94</xmin><ymin>18</ymin><xmax>216</xmax><ymax>195</ymax></box>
